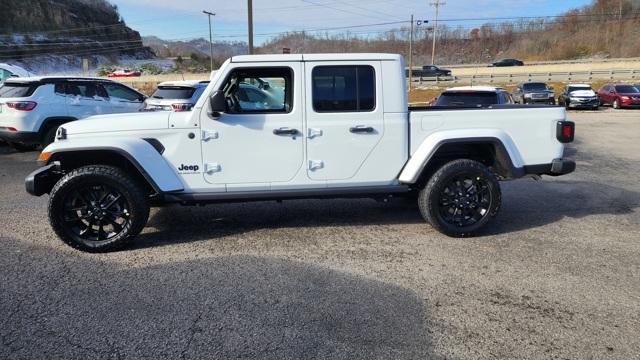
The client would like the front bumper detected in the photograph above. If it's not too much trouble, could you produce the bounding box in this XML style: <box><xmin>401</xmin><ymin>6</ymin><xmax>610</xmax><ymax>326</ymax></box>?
<box><xmin>0</xmin><ymin>129</ymin><xmax>39</xmax><ymax>145</ymax></box>
<box><xmin>524</xmin><ymin>158</ymin><xmax>576</xmax><ymax>177</ymax></box>
<box><xmin>25</xmin><ymin>162</ymin><xmax>62</xmax><ymax>196</ymax></box>
<box><xmin>568</xmin><ymin>98</ymin><xmax>599</xmax><ymax>108</ymax></box>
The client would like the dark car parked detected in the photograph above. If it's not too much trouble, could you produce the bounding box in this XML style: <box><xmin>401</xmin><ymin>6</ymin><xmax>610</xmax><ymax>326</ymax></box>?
<box><xmin>420</xmin><ymin>65</ymin><xmax>452</xmax><ymax>80</ymax></box>
<box><xmin>512</xmin><ymin>82</ymin><xmax>555</xmax><ymax>105</ymax></box>
<box><xmin>597</xmin><ymin>84</ymin><xmax>640</xmax><ymax>109</ymax></box>
<box><xmin>557</xmin><ymin>84</ymin><xmax>599</xmax><ymax>110</ymax></box>
<box><xmin>431</xmin><ymin>86</ymin><xmax>514</xmax><ymax>107</ymax></box>
<box><xmin>490</xmin><ymin>58</ymin><xmax>524</xmax><ymax>67</ymax></box>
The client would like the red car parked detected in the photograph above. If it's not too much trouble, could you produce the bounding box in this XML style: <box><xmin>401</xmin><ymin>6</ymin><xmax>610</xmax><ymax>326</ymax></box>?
<box><xmin>597</xmin><ymin>83</ymin><xmax>640</xmax><ymax>109</ymax></box>
<box><xmin>107</xmin><ymin>69</ymin><xmax>141</xmax><ymax>78</ymax></box>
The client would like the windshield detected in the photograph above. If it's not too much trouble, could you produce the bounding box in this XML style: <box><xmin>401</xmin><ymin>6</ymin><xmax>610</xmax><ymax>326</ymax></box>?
<box><xmin>435</xmin><ymin>91</ymin><xmax>498</xmax><ymax>106</ymax></box>
<box><xmin>615</xmin><ymin>85</ymin><xmax>639</xmax><ymax>93</ymax></box>
<box><xmin>568</xmin><ymin>86</ymin><xmax>592</xmax><ymax>93</ymax></box>
<box><xmin>151</xmin><ymin>86</ymin><xmax>196</xmax><ymax>100</ymax></box>
<box><xmin>522</xmin><ymin>83</ymin><xmax>547</xmax><ymax>91</ymax></box>
<box><xmin>0</xmin><ymin>83</ymin><xmax>37</xmax><ymax>98</ymax></box>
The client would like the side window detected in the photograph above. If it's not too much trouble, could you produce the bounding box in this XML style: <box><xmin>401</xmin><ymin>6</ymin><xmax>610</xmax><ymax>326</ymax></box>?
<box><xmin>220</xmin><ymin>67</ymin><xmax>291</xmax><ymax>113</ymax></box>
<box><xmin>54</xmin><ymin>83</ymin><xmax>66</xmax><ymax>95</ymax></box>
<box><xmin>312</xmin><ymin>65</ymin><xmax>375</xmax><ymax>112</ymax></box>
<box><xmin>103</xmin><ymin>83</ymin><xmax>142</xmax><ymax>102</ymax></box>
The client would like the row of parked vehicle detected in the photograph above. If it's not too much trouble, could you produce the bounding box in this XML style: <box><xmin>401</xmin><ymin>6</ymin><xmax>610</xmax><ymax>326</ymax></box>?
<box><xmin>430</xmin><ymin>82</ymin><xmax>640</xmax><ymax>109</ymax></box>
<box><xmin>0</xmin><ymin>76</ymin><xmax>210</xmax><ymax>150</ymax></box>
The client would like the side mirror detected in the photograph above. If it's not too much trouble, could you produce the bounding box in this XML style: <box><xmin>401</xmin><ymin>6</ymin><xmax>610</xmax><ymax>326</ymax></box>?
<box><xmin>209</xmin><ymin>90</ymin><xmax>226</xmax><ymax>116</ymax></box>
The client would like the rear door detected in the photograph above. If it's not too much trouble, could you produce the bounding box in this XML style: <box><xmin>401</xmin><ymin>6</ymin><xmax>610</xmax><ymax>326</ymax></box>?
<box><xmin>304</xmin><ymin>62</ymin><xmax>383</xmax><ymax>181</ymax></box>
<box><xmin>64</xmin><ymin>81</ymin><xmax>108</xmax><ymax>119</ymax></box>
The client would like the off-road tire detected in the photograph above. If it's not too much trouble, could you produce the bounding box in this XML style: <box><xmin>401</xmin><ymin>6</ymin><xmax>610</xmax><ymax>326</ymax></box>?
<box><xmin>418</xmin><ymin>159</ymin><xmax>501</xmax><ymax>237</ymax></box>
<box><xmin>48</xmin><ymin>165</ymin><xmax>150</xmax><ymax>252</ymax></box>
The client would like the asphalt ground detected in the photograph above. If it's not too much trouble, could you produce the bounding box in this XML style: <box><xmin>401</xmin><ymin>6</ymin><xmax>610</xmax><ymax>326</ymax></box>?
<box><xmin>1</xmin><ymin>108</ymin><xmax>639</xmax><ymax>359</ymax></box>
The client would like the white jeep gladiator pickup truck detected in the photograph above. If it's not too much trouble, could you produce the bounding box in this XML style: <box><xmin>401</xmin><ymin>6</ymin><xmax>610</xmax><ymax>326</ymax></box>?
<box><xmin>25</xmin><ymin>53</ymin><xmax>575</xmax><ymax>252</ymax></box>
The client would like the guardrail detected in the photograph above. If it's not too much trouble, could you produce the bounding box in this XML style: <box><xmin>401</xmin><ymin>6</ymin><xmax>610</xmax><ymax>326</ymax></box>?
<box><xmin>412</xmin><ymin>69</ymin><xmax>640</xmax><ymax>84</ymax></box>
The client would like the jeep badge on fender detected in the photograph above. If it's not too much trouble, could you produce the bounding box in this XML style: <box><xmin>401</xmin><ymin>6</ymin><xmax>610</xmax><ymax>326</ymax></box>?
<box><xmin>178</xmin><ymin>164</ymin><xmax>200</xmax><ymax>172</ymax></box>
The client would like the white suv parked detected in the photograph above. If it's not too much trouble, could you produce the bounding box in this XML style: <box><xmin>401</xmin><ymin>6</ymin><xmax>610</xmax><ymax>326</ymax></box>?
<box><xmin>145</xmin><ymin>80</ymin><xmax>209</xmax><ymax>111</ymax></box>
<box><xmin>0</xmin><ymin>77</ymin><xmax>145</xmax><ymax>150</ymax></box>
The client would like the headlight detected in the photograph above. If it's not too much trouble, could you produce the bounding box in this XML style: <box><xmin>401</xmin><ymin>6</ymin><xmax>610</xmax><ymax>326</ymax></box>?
<box><xmin>524</xmin><ymin>93</ymin><xmax>532</xmax><ymax>98</ymax></box>
<box><xmin>621</xmin><ymin>96</ymin><xmax>630</xmax><ymax>100</ymax></box>
<box><xmin>548</xmin><ymin>93</ymin><xmax>554</xmax><ymax>98</ymax></box>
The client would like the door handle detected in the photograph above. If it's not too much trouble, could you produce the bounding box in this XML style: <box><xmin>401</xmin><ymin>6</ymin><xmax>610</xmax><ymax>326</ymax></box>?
<box><xmin>273</xmin><ymin>127</ymin><xmax>298</xmax><ymax>136</ymax></box>
<box><xmin>349</xmin><ymin>126</ymin><xmax>374</xmax><ymax>134</ymax></box>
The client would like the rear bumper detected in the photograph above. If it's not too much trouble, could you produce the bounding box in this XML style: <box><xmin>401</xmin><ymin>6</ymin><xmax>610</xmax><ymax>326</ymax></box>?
<box><xmin>25</xmin><ymin>162</ymin><xmax>62</xmax><ymax>196</ymax></box>
<box><xmin>523</xmin><ymin>158</ymin><xmax>576</xmax><ymax>177</ymax></box>
<box><xmin>0</xmin><ymin>129</ymin><xmax>39</xmax><ymax>144</ymax></box>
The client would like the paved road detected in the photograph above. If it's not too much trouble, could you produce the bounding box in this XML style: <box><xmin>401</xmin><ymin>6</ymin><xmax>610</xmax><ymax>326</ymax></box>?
<box><xmin>1</xmin><ymin>109</ymin><xmax>639</xmax><ymax>359</ymax></box>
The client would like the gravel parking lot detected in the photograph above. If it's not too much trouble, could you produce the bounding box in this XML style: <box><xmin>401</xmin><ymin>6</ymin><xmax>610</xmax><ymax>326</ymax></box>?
<box><xmin>1</xmin><ymin>109</ymin><xmax>639</xmax><ymax>359</ymax></box>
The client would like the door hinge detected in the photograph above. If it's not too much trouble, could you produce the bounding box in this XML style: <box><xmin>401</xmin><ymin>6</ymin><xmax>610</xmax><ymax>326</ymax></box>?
<box><xmin>202</xmin><ymin>130</ymin><xmax>219</xmax><ymax>141</ymax></box>
<box><xmin>204</xmin><ymin>163</ymin><xmax>221</xmax><ymax>174</ymax></box>
<box><xmin>308</xmin><ymin>128</ymin><xmax>323</xmax><ymax>139</ymax></box>
<box><xmin>309</xmin><ymin>160</ymin><xmax>324</xmax><ymax>171</ymax></box>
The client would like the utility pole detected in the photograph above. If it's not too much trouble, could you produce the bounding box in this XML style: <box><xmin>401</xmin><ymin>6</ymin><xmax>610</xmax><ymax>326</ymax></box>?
<box><xmin>247</xmin><ymin>0</ymin><xmax>254</xmax><ymax>54</ymax></box>
<box><xmin>202</xmin><ymin>10</ymin><xmax>215</xmax><ymax>71</ymax></box>
<box><xmin>430</xmin><ymin>0</ymin><xmax>445</xmax><ymax>65</ymax></box>
<box><xmin>409</xmin><ymin>14</ymin><xmax>414</xmax><ymax>91</ymax></box>
<box><xmin>408</xmin><ymin>18</ymin><xmax>427</xmax><ymax>92</ymax></box>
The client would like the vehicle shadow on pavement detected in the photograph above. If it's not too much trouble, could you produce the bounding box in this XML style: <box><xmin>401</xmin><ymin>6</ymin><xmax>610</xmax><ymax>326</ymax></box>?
<box><xmin>137</xmin><ymin>198</ymin><xmax>424</xmax><ymax>249</ymax></box>
<box><xmin>489</xmin><ymin>179</ymin><xmax>640</xmax><ymax>234</ymax></box>
<box><xmin>1</xmin><ymin>237</ymin><xmax>436</xmax><ymax>359</ymax></box>
<box><xmin>137</xmin><ymin>178</ymin><xmax>639</xmax><ymax>245</ymax></box>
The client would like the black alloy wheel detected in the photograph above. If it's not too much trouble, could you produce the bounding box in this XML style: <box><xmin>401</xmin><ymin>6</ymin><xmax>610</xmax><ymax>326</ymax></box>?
<box><xmin>419</xmin><ymin>159</ymin><xmax>501</xmax><ymax>237</ymax></box>
<box><xmin>48</xmin><ymin>165</ymin><xmax>149</xmax><ymax>252</ymax></box>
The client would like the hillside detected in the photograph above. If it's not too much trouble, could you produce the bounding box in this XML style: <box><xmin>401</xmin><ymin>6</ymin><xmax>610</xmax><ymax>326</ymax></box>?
<box><xmin>259</xmin><ymin>0</ymin><xmax>640</xmax><ymax>65</ymax></box>
<box><xmin>0</xmin><ymin>0</ymin><xmax>153</xmax><ymax>72</ymax></box>
<box><xmin>143</xmin><ymin>36</ymin><xmax>246</xmax><ymax>65</ymax></box>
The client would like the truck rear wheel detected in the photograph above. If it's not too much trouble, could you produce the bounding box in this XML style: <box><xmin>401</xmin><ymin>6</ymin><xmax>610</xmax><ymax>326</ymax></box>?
<box><xmin>418</xmin><ymin>159</ymin><xmax>501</xmax><ymax>237</ymax></box>
<box><xmin>48</xmin><ymin>165</ymin><xmax>150</xmax><ymax>252</ymax></box>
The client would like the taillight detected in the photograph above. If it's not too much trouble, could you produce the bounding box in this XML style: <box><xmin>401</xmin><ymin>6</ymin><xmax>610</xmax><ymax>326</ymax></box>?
<box><xmin>6</xmin><ymin>101</ymin><xmax>37</xmax><ymax>111</ymax></box>
<box><xmin>556</xmin><ymin>121</ymin><xmax>575</xmax><ymax>143</ymax></box>
<box><xmin>171</xmin><ymin>103</ymin><xmax>193</xmax><ymax>111</ymax></box>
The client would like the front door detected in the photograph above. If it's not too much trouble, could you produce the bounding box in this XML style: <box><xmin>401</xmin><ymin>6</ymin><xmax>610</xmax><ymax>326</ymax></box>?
<box><xmin>304</xmin><ymin>62</ymin><xmax>384</xmax><ymax>181</ymax></box>
<box><xmin>201</xmin><ymin>64</ymin><xmax>303</xmax><ymax>188</ymax></box>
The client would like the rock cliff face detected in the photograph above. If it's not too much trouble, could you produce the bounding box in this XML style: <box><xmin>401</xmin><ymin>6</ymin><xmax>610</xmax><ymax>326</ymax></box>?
<box><xmin>0</xmin><ymin>0</ymin><xmax>154</xmax><ymax>67</ymax></box>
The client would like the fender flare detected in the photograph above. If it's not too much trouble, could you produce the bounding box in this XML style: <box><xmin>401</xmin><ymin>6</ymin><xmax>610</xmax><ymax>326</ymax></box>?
<box><xmin>398</xmin><ymin>130</ymin><xmax>525</xmax><ymax>184</ymax></box>
<box><xmin>43</xmin><ymin>137</ymin><xmax>184</xmax><ymax>193</ymax></box>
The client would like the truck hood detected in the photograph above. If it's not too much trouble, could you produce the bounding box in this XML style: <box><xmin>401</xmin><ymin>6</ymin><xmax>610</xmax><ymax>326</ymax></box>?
<box><xmin>569</xmin><ymin>89</ymin><xmax>596</xmax><ymax>97</ymax></box>
<box><xmin>62</xmin><ymin>112</ymin><xmax>170</xmax><ymax>135</ymax></box>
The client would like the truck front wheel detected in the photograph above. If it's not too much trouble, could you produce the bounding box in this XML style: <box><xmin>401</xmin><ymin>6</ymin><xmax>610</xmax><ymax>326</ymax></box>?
<box><xmin>418</xmin><ymin>159</ymin><xmax>501</xmax><ymax>237</ymax></box>
<box><xmin>48</xmin><ymin>165</ymin><xmax>150</xmax><ymax>252</ymax></box>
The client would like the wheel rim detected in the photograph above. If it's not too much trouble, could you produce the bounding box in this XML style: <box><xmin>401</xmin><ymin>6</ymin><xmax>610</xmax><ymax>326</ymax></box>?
<box><xmin>61</xmin><ymin>183</ymin><xmax>130</xmax><ymax>242</ymax></box>
<box><xmin>437</xmin><ymin>174</ymin><xmax>491</xmax><ymax>228</ymax></box>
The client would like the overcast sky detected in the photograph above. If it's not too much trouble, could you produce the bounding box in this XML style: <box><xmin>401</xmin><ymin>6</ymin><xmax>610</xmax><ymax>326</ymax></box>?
<box><xmin>112</xmin><ymin>0</ymin><xmax>592</xmax><ymax>43</ymax></box>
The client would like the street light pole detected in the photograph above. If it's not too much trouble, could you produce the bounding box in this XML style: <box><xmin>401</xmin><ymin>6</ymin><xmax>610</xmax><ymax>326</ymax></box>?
<box><xmin>247</xmin><ymin>0</ymin><xmax>254</xmax><ymax>54</ymax></box>
<box><xmin>202</xmin><ymin>10</ymin><xmax>215</xmax><ymax>71</ymax></box>
<box><xmin>430</xmin><ymin>0</ymin><xmax>445</xmax><ymax>65</ymax></box>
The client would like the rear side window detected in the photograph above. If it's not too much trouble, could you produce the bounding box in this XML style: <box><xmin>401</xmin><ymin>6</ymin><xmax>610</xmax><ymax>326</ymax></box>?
<box><xmin>61</xmin><ymin>82</ymin><xmax>108</xmax><ymax>98</ymax></box>
<box><xmin>312</xmin><ymin>65</ymin><xmax>375</xmax><ymax>112</ymax></box>
<box><xmin>435</xmin><ymin>91</ymin><xmax>499</xmax><ymax>107</ymax></box>
<box><xmin>0</xmin><ymin>83</ymin><xmax>38</xmax><ymax>98</ymax></box>
<box><xmin>103</xmin><ymin>83</ymin><xmax>143</xmax><ymax>102</ymax></box>
<box><xmin>152</xmin><ymin>86</ymin><xmax>196</xmax><ymax>100</ymax></box>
